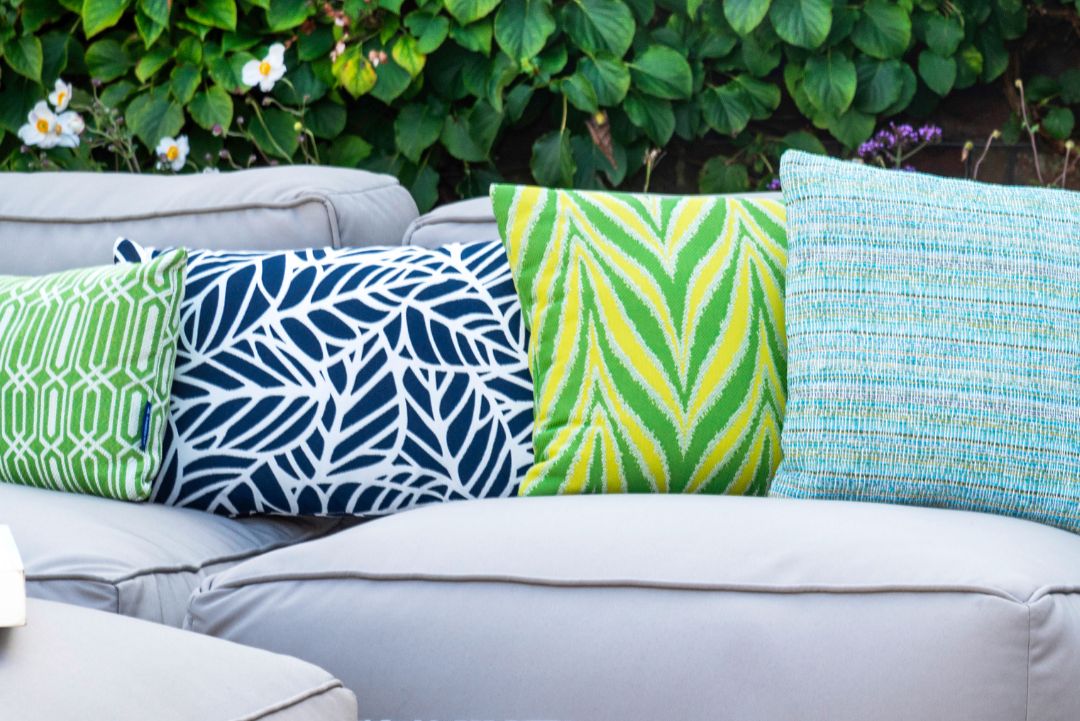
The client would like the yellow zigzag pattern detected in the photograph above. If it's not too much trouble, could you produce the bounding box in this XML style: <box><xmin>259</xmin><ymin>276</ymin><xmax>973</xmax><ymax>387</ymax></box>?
<box><xmin>495</xmin><ymin>185</ymin><xmax>787</xmax><ymax>496</ymax></box>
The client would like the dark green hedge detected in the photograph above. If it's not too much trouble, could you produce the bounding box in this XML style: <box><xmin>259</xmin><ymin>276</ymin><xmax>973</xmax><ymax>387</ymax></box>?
<box><xmin>0</xmin><ymin>0</ymin><xmax>1076</xmax><ymax>208</ymax></box>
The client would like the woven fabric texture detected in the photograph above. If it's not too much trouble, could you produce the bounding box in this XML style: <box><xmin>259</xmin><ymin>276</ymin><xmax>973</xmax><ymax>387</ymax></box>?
<box><xmin>492</xmin><ymin>185</ymin><xmax>788</xmax><ymax>496</ymax></box>
<box><xmin>771</xmin><ymin>151</ymin><xmax>1080</xmax><ymax>532</ymax></box>
<box><xmin>0</xmin><ymin>251</ymin><xmax>186</xmax><ymax>500</ymax></box>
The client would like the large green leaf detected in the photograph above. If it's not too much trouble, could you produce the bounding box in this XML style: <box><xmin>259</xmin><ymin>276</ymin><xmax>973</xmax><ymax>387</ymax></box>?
<box><xmin>170</xmin><ymin>64</ymin><xmax>202</xmax><ymax>104</ymax></box>
<box><xmin>135</xmin><ymin>9</ymin><xmax>166</xmax><ymax>48</ymax></box>
<box><xmin>701</xmin><ymin>83</ymin><xmax>751</xmax><ymax>135</ymax></box>
<box><xmin>370</xmin><ymin>57</ymin><xmax>413</xmax><ymax>103</ymax></box>
<box><xmin>186</xmin><ymin>0</ymin><xmax>237</xmax><ymax>30</ymax></box>
<box><xmin>724</xmin><ymin>0</ymin><xmax>771</xmax><ymax>36</ymax></box>
<box><xmin>440</xmin><ymin>101</ymin><xmax>502</xmax><ymax>161</ymax></box>
<box><xmin>768</xmin><ymin>0</ymin><xmax>831</xmax><ymax>49</ymax></box>
<box><xmin>207</xmin><ymin>51</ymin><xmax>253</xmax><ymax>93</ymax></box>
<box><xmin>135</xmin><ymin>45</ymin><xmax>171</xmax><ymax>82</ymax></box>
<box><xmin>850</xmin><ymin>0</ymin><xmax>910</xmax><ymax>59</ymax></box>
<box><xmin>1043</xmin><ymin>107</ymin><xmax>1074</xmax><ymax>140</ymax></box>
<box><xmin>561</xmin><ymin>72</ymin><xmax>599</xmax><ymax>113</ymax></box>
<box><xmin>306</xmin><ymin>100</ymin><xmax>346</xmax><ymax>139</ymax></box>
<box><xmin>444</xmin><ymin>0</ymin><xmax>500</xmax><ymax>25</ymax></box>
<box><xmin>138</xmin><ymin>0</ymin><xmax>169</xmax><ymax>24</ymax></box>
<box><xmin>327</xmin><ymin>134</ymin><xmax>373</xmax><ymax>168</ymax></box>
<box><xmin>450</xmin><ymin>20</ymin><xmax>493</xmax><ymax>55</ymax></box>
<box><xmin>23</xmin><ymin>0</ymin><xmax>66</xmax><ymax>33</ymax></box>
<box><xmin>395</xmin><ymin>102</ymin><xmax>444</xmax><ymax>162</ymax></box>
<box><xmin>629</xmin><ymin>45</ymin><xmax>692</xmax><ymax>100</ymax></box>
<box><xmin>405</xmin><ymin>11</ymin><xmax>450</xmax><ymax>54</ymax></box>
<box><xmin>85</xmin><ymin>38</ymin><xmax>134</xmax><ymax>82</ymax></box>
<box><xmin>803</xmin><ymin>51</ymin><xmax>856</xmax><ymax>116</ymax></box>
<box><xmin>826</xmin><ymin>106</ymin><xmax>874</xmax><ymax>148</ymax></box>
<box><xmin>333</xmin><ymin>46</ymin><xmax>377</xmax><ymax>97</ymax></box>
<box><xmin>880</xmin><ymin>61</ymin><xmax>917</xmax><ymax>115</ymax></box>
<box><xmin>734</xmin><ymin>75</ymin><xmax>780</xmax><ymax>119</ymax></box>
<box><xmin>854</xmin><ymin>57</ymin><xmax>903</xmax><ymax>114</ymax></box>
<box><xmin>392</xmin><ymin>35</ymin><xmax>426</xmax><ymax>77</ymax></box>
<box><xmin>579</xmin><ymin>56</ymin><xmax>631</xmax><ymax>106</ymax></box>
<box><xmin>781</xmin><ymin>129</ymin><xmax>827</xmax><ymax>154</ymax></box>
<box><xmin>82</xmin><ymin>0</ymin><xmax>128</xmax><ymax>38</ymax></box>
<box><xmin>741</xmin><ymin>29</ymin><xmax>781</xmax><ymax>76</ymax></box>
<box><xmin>624</xmin><ymin>91</ymin><xmax>674</xmax><ymax>144</ymax></box>
<box><xmin>531</xmin><ymin>130</ymin><xmax>575</xmax><ymax>187</ymax></box>
<box><xmin>924</xmin><ymin>12</ymin><xmax>964</xmax><ymax>57</ymax></box>
<box><xmin>918</xmin><ymin>49</ymin><xmax>956</xmax><ymax>96</ymax></box>
<box><xmin>699</xmin><ymin>156</ymin><xmax>749</xmax><ymax>193</ymax></box>
<box><xmin>2</xmin><ymin>36</ymin><xmax>43</xmax><ymax>82</ymax></box>
<box><xmin>494</xmin><ymin>0</ymin><xmax>556</xmax><ymax>61</ymax></box>
<box><xmin>249</xmin><ymin>107</ymin><xmax>300</xmax><ymax>159</ymax></box>
<box><xmin>189</xmin><ymin>86</ymin><xmax>233</xmax><ymax>131</ymax></box>
<box><xmin>267</xmin><ymin>0</ymin><xmax>313</xmax><ymax>31</ymax></box>
<box><xmin>563</xmin><ymin>0</ymin><xmax>635</xmax><ymax>57</ymax></box>
<box><xmin>126</xmin><ymin>88</ymin><xmax>185</xmax><ymax>149</ymax></box>
<box><xmin>39</xmin><ymin>31</ymin><xmax>70</xmax><ymax>84</ymax></box>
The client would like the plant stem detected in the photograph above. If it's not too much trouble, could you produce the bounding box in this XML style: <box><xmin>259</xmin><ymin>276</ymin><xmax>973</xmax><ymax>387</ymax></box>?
<box><xmin>1017</xmin><ymin>82</ymin><xmax>1045</xmax><ymax>184</ymax></box>
<box><xmin>973</xmin><ymin>133</ymin><xmax>996</xmax><ymax>180</ymax></box>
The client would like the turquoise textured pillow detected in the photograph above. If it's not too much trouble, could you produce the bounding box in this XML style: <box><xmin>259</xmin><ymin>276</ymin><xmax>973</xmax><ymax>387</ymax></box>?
<box><xmin>0</xmin><ymin>251</ymin><xmax>186</xmax><ymax>501</ymax></box>
<box><xmin>771</xmin><ymin>151</ymin><xmax>1080</xmax><ymax>532</ymax></box>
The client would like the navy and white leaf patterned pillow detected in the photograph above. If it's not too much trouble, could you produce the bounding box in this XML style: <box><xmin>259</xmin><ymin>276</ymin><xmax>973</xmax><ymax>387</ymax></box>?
<box><xmin>114</xmin><ymin>238</ymin><xmax>533</xmax><ymax>516</ymax></box>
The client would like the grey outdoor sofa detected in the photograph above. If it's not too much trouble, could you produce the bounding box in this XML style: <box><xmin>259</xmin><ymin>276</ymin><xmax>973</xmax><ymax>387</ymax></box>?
<box><xmin>1</xmin><ymin>166</ymin><xmax>1078</xmax><ymax>721</ymax></box>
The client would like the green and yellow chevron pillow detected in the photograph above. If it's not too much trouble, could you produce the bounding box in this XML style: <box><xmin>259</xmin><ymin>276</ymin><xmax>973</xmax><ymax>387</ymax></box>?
<box><xmin>492</xmin><ymin>186</ymin><xmax>788</xmax><ymax>496</ymax></box>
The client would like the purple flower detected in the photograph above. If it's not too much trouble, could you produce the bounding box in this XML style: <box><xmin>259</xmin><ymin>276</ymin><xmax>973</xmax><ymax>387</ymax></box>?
<box><xmin>767</xmin><ymin>177</ymin><xmax>782</xmax><ymax>191</ymax></box>
<box><xmin>917</xmin><ymin>124</ymin><xmax>942</xmax><ymax>143</ymax></box>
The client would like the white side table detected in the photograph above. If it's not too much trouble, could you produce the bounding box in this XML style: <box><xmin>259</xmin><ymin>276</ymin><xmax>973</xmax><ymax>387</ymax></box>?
<box><xmin>0</xmin><ymin>525</ymin><xmax>25</xmax><ymax>627</ymax></box>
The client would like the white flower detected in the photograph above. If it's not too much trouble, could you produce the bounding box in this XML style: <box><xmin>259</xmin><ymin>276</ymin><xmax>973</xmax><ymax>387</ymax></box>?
<box><xmin>155</xmin><ymin>135</ymin><xmax>189</xmax><ymax>172</ymax></box>
<box><xmin>242</xmin><ymin>43</ymin><xmax>286</xmax><ymax>92</ymax></box>
<box><xmin>48</xmin><ymin>78</ymin><xmax>73</xmax><ymax>112</ymax></box>
<box><xmin>54</xmin><ymin>111</ymin><xmax>84</xmax><ymax>148</ymax></box>
<box><xmin>17</xmin><ymin>100</ymin><xmax>84</xmax><ymax>149</ymax></box>
<box><xmin>18</xmin><ymin>101</ymin><xmax>62</xmax><ymax>148</ymax></box>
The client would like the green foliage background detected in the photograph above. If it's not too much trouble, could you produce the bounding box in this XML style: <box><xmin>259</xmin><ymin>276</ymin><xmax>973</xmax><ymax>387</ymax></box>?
<box><xmin>0</xmin><ymin>0</ymin><xmax>1076</xmax><ymax>209</ymax></box>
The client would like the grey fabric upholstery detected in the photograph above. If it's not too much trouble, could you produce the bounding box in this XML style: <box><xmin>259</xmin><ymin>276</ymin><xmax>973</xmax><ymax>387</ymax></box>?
<box><xmin>401</xmin><ymin>191</ymin><xmax>785</xmax><ymax>248</ymax></box>
<box><xmin>1</xmin><ymin>483</ymin><xmax>347</xmax><ymax>626</ymax></box>
<box><xmin>187</xmin><ymin>494</ymin><xmax>1080</xmax><ymax>721</ymax></box>
<box><xmin>0</xmin><ymin>165</ymin><xmax>418</xmax><ymax>275</ymax></box>
<box><xmin>402</xmin><ymin>196</ymin><xmax>501</xmax><ymax>247</ymax></box>
<box><xmin>0</xmin><ymin>599</ymin><xmax>356</xmax><ymax>721</ymax></box>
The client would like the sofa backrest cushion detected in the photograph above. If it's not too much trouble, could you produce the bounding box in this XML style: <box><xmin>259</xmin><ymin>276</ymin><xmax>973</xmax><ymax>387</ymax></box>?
<box><xmin>402</xmin><ymin>192</ymin><xmax>785</xmax><ymax>248</ymax></box>
<box><xmin>0</xmin><ymin>166</ymin><xmax>419</xmax><ymax>276</ymax></box>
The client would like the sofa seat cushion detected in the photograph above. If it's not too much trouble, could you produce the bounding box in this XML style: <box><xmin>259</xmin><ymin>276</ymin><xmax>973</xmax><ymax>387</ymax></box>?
<box><xmin>186</xmin><ymin>495</ymin><xmax>1080</xmax><ymax>721</ymax></box>
<box><xmin>2</xmin><ymin>483</ymin><xmax>346</xmax><ymax>626</ymax></box>
<box><xmin>0</xmin><ymin>165</ymin><xmax>418</xmax><ymax>276</ymax></box>
<box><xmin>1</xmin><ymin>599</ymin><xmax>356</xmax><ymax>721</ymax></box>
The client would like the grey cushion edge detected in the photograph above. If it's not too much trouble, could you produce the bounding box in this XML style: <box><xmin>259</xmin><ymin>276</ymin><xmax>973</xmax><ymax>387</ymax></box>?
<box><xmin>2</xmin><ymin>599</ymin><xmax>358</xmax><ymax>721</ymax></box>
<box><xmin>25</xmin><ymin>517</ymin><xmax>352</xmax><ymax>587</ymax></box>
<box><xmin>191</xmin><ymin>565</ymin><xmax>1080</xmax><ymax>606</ymax></box>
<box><xmin>234</xmin><ymin>680</ymin><xmax>355</xmax><ymax>721</ymax></box>
<box><xmin>4</xmin><ymin>189</ymin><xmax>390</xmax><ymax>248</ymax></box>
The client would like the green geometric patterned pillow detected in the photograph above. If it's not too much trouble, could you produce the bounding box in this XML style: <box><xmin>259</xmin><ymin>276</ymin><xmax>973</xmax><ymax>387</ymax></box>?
<box><xmin>492</xmin><ymin>185</ymin><xmax>788</xmax><ymax>496</ymax></box>
<box><xmin>0</xmin><ymin>250</ymin><xmax>186</xmax><ymax>501</ymax></box>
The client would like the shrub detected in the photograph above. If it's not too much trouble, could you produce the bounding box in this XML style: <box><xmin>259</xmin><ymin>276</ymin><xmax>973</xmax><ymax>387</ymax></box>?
<box><xmin>0</xmin><ymin>0</ymin><xmax>1075</xmax><ymax>208</ymax></box>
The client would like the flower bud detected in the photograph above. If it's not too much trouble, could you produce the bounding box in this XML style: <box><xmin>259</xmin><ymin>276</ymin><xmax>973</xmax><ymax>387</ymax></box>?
<box><xmin>212</xmin><ymin>124</ymin><xmax>224</xmax><ymax>136</ymax></box>
<box><xmin>293</xmin><ymin>121</ymin><xmax>303</xmax><ymax>132</ymax></box>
